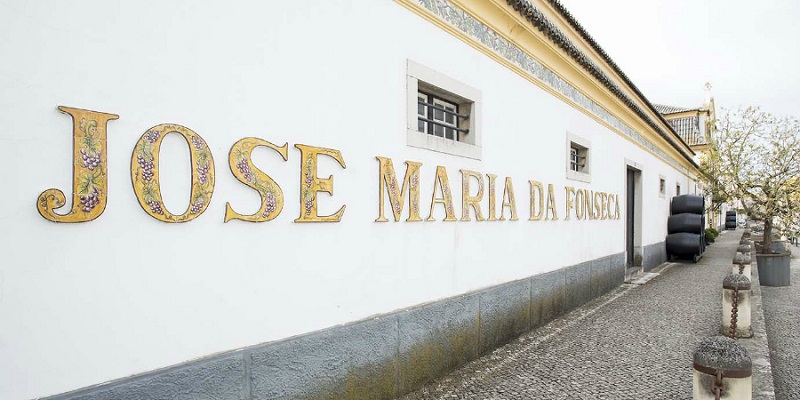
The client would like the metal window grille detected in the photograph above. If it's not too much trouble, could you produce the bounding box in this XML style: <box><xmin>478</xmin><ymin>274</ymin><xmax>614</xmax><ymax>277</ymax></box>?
<box><xmin>569</xmin><ymin>145</ymin><xmax>585</xmax><ymax>172</ymax></box>
<box><xmin>660</xmin><ymin>178</ymin><xmax>665</xmax><ymax>194</ymax></box>
<box><xmin>570</xmin><ymin>147</ymin><xmax>579</xmax><ymax>171</ymax></box>
<box><xmin>417</xmin><ymin>91</ymin><xmax>469</xmax><ymax>141</ymax></box>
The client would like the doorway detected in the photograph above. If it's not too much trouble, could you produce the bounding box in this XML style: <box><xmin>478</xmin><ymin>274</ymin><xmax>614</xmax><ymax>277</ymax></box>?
<box><xmin>625</xmin><ymin>164</ymin><xmax>643</xmax><ymax>281</ymax></box>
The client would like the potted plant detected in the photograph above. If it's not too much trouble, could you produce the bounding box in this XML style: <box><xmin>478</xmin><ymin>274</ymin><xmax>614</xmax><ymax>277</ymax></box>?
<box><xmin>701</xmin><ymin>107</ymin><xmax>800</xmax><ymax>286</ymax></box>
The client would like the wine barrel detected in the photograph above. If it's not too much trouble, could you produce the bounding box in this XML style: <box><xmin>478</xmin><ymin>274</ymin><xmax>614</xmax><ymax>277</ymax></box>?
<box><xmin>671</xmin><ymin>194</ymin><xmax>704</xmax><ymax>215</ymax></box>
<box><xmin>726</xmin><ymin>211</ymin><xmax>737</xmax><ymax>217</ymax></box>
<box><xmin>667</xmin><ymin>232</ymin><xmax>702</xmax><ymax>256</ymax></box>
<box><xmin>668</xmin><ymin>213</ymin><xmax>703</xmax><ymax>234</ymax></box>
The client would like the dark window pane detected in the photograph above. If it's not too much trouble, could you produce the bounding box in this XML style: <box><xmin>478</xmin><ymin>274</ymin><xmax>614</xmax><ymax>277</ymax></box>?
<box><xmin>445</xmin><ymin>106</ymin><xmax>455</xmax><ymax>124</ymax></box>
<box><xmin>418</xmin><ymin>120</ymin><xmax>425</xmax><ymax>132</ymax></box>
<box><xmin>434</xmin><ymin>124</ymin><xmax>444</xmax><ymax>137</ymax></box>
<box><xmin>434</xmin><ymin>108</ymin><xmax>444</xmax><ymax>121</ymax></box>
<box><xmin>446</xmin><ymin>128</ymin><xmax>454</xmax><ymax>140</ymax></box>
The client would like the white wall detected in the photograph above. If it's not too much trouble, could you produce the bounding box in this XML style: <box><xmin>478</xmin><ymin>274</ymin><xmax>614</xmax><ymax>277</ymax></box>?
<box><xmin>0</xmin><ymin>1</ymin><xmax>693</xmax><ymax>398</ymax></box>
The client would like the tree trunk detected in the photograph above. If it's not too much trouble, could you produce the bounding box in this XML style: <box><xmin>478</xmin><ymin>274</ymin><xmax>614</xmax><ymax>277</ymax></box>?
<box><xmin>763</xmin><ymin>218</ymin><xmax>774</xmax><ymax>254</ymax></box>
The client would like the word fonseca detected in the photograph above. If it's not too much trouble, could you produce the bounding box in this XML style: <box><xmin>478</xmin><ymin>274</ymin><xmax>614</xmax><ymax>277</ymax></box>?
<box><xmin>37</xmin><ymin>106</ymin><xmax>620</xmax><ymax>224</ymax></box>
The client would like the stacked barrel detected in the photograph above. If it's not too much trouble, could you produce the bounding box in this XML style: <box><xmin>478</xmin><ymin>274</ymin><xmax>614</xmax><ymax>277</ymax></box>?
<box><xmin>666</xmin><ymin>194</ymin><xmax>705</xmax><ymax>262</ymax></box>
<box><xmin>725</xmin><ymin>210</ymin><xmax>737</xmax><ymax>230</ymax></box>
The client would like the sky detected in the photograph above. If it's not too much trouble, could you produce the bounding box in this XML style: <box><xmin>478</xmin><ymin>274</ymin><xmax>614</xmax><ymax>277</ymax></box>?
<box><xmin>559</xmin><ymin>0</ymin><xmax>800</xmax><ymax>119</ymax></box>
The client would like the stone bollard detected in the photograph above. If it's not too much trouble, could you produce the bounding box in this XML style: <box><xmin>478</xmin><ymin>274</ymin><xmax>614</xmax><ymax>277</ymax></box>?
<box><xmin>736</xmin><ymin>244</ymin><xmax>752</xmax><ymax>254</ymax></box>
<box><xmin>742</xmin><ymin>230</ymin><xmax>751</xmax><ymax>239</ymax></box>
<box><xmin>739</xmin><ymin>238</ymin><xmax>751</xmax><ymax>246</ymax></box>
<box><xmin>693</xmin><ymin>336</ymin><xmax>752</xmax><ymax>399</ymax></box>
<box><xmin>721</xmin><ymin>274</ymin><xmax>752</xmax><ymax>338</ymax></box>
<box><xmin>732</xmin><ymin>252</ymin><xmax>751</xmax><ymax>278</ymax></box>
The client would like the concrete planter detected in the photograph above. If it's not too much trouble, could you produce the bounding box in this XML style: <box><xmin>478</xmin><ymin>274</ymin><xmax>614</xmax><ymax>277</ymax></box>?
<box><xmin>754</xmin><ymin>239</ymin><xmax>786</xmax><ymax>254</ymax></box>
<box><xmin>756</xmin><ymin>253</ymin><xmax>791</xmax><ymax>287</ymax></box>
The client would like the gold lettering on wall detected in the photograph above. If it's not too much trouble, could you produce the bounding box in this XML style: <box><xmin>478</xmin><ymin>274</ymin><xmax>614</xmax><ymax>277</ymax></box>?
<box><xmin>428</xmin><ymin>166</ymin><xmax>457</xmax><ymax>221</ymax></box>
<box><xmin>586</xmin><ymin>190</ymin><xmax>595</xmax><ymax>220</ymax></box>
<box><xmin>486</xmin><ymin>174</ymin><xmax>498</xmax><ymax>221</ymax></box>
<box><xmin>614</xmin><ymin>195</ymin><xmax>621</xmax><ymax>220</ymax></box>
<box><xmin>224</xmin><ymin>138</ymin><xmax>288</xmax><ymax>223</ymax></box>
<box><xmin>564</xmin><ymin>186</ymin><xmax>575</xmax><ymax>221</ymax></box>
<box><xmin>594</xmin><ymin>192</ymin><xmax>602</xmax><ymax>221</ymax></box>
<box><xmin>460</xmin><ymin>170</ymin><xmax>485</xmax><ymax>221</ymax></box>
<box><xmin>294</xmin><ymin>144</ymin><xmax>346</xmax><ymax>223</ymax></box>
<box><xmin>500</xmin><ymin>177</ymin><xmax>518</xmax><ymax>221</ymax></box>
<box><xmin>131</xmin><ymin>124</ymin><xmax>215</xmax><ymax>223</ymax></box>
<box><xmin>600</xmin><ymin>193</ymin><xmax>608</xmax><ymax>220</ymax></box>
<box><xmin>529</xmin><ymin>180</ymin><xmax>544</xmax><ymax>221</ymax></box>
<box><xmin>375</xmin><ymin>157</ymin><xmax>422</xmax><ymax>222</ymax></box>
<box><xmin>575</xmin><ymin>189</ymin><xmax>585</xmax><ymax>220</ymax></box>
<box><xmin>37</xmin><ymin>107</ymin><xmax>119</xmax><ymax>223</ymax></box>
<box><xmin>545</xmin><ymin>184</ymin><xmax>558</xmax><ymax>221</ymax></box>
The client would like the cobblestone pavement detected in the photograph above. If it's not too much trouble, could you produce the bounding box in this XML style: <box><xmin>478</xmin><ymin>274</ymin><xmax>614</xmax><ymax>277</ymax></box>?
<box><xmin>762</xmin><ymin>245</ymin><xmax>800</xmax><ymax>400</ymax></box>
<box><xmin>398</xmin><ymin>232</ymin><xmax>741</xmax><ymax>400</ymax></box>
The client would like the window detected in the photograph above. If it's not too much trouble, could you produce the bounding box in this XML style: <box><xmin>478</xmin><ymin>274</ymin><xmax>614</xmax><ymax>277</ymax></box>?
<box><xmin>659</xmin><ymin>176</ymin><xmax>666</xmax><ymax>198</ymax></box>
<box><xmin>569</xmin><ymin>144</ymin><xmax>587</xmax><ymax>172</ymax></box>
<box><xmin>417</xmin><ymin>91</ymin><xmax>463</xmax><ymax>141</ymax></box>
<box><xmin>566</xmin><ymin>132</ymin><xmax>591</xmax><ymax>182</ymax></box>
<box><xmin>676</xmin><ymin>184</ymin><xmax>681</xmax><ymax>196</ymax></box>
<box><xmin>407</xmin><ymin>60</ymin><xmax>481</xmax><ymax>159</ymax></box>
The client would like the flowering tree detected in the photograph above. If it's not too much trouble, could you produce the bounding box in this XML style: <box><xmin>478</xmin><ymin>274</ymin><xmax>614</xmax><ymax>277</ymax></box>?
<box><xmin>701</xmin><ymin>107</ymin><xmax>800</xmax><ymax>253</ymax></box>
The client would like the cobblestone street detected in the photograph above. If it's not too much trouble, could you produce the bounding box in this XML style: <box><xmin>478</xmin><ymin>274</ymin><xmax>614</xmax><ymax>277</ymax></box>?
<box><xmin>398</xmin><ymin>232</ymin><xmax>750</xmax><ymax>399</ymax></box>
<box><xmin>762</xmin><ymin>245</ymin><xmax>800</xmax><ymax>400</ymax></box>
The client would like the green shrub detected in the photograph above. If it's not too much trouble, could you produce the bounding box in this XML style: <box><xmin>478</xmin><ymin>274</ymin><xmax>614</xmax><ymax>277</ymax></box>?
<box><xmin>705</xmin><ymin>228</ymin><xmax>719</xmax><ymax>239</ymax></box>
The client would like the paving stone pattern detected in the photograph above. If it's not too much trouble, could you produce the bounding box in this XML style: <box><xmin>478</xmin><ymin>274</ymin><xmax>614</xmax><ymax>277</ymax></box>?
<box><xmin>762</xmin><ymin>245</ymin><xmax>800</xmax><ymax>400</ymax></box>
<box><xmin>398</xmin><ymin>233</ymin><xmax>741</xmax><ymax>400</ymax></box>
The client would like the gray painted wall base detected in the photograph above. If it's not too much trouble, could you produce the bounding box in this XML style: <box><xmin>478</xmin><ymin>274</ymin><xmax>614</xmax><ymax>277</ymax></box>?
<box><xmin>642</xmin><ymin>241</ymin><xmax>667</xmax><ymax>272</ymax></box>
<box><xmin>45</xmin><ymin>252</ymin><xmax>625</xmax><ymax>400</ymax></box>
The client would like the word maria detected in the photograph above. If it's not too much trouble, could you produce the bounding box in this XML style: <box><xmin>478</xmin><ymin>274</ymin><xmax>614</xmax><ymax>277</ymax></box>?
<box><xmin>376</xmin><ymin>157</ymin><xmax>620</xmax><ymax>223</ymax></box>
<box><xmin>37</xmin><ymin>106</ymin><xmax>619</xmax><ymax>224</ymax></box>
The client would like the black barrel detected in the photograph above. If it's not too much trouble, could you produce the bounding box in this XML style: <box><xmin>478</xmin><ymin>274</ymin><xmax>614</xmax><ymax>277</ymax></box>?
<box><xmin>726</xmin><ymin>215</ymin><xmax>737</xmax><ymax>229</ymax></box>
<box><xmin>671</xmin><ymin>194</ymin><xmax>704</xmax><ymax>215</ymax></box>
<box><xmin>667</xmin><ymin>232</ymin><xmax>702</xmax><ymax>256</ymax></box>
<box><xmin>726</xmin><ymin>211</ymin><xmax>737</xmax><ymax>216</ymax></box>
<box><xmin>668</xmin><ymin>213</ymin><xmax>703</xmax><ymax>234</ymax></box>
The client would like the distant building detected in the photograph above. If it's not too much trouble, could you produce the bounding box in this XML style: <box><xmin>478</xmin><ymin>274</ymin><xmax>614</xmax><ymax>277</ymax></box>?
<box><xmin>654</xmin><ymin>83</ymin><xmax>717</xmax><ymax>159</ymax></box>
<box><xmin>655</xmin><ymin>84</ymin><xmax>732</xmax><ymax>230</ymax></box>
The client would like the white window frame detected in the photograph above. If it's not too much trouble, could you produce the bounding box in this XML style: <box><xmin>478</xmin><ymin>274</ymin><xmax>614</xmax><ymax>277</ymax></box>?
<box><xmin>407</xmin><ymin>60</ymin><xmax>482</xmax><ymax>160</ymax></box>
<box><xmin>566</xmin><ymin>132</ymin><xmax>591</xmax><ymax>183</ymax></box>
<box><xmin>416</xmin><ymin>92</ymin><xmax>429</xmax><ymax>135</ymax></box>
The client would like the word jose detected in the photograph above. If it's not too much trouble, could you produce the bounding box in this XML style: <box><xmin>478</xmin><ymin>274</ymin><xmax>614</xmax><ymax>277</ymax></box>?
<box><xmin>37</xmin><ymin>106</ymin><xmax>346</xmax><ymax>223</ymax></box>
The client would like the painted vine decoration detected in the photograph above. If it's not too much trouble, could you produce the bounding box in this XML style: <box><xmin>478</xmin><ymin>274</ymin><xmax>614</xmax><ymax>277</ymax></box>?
<box><xmin>37</xmin><ymin>106</ymin><xmax>118</xmax><ymax>223</ymax></box>
<box><xmin>224</xmin><ymin>138</ymin><xmax>287</xmax><ymax>222</ymax></box>
<box><xmin>76</xmin><ymin>118</ymin><xmax>103</xmax><ymax>212</ymax></box>
<box><xmin>131</xmin><ymin>124</ymin><xmax>215</xmax><ymax>222</ymax></box>
<box><xmin>233</xmin><ymin>144</ymin><xmax>276</xmax><ymax>217</ymax></box>
<box><xmin>301</xmin><ymin>155</ymin><xmax>315</xmax><ymax>216</ymax></box>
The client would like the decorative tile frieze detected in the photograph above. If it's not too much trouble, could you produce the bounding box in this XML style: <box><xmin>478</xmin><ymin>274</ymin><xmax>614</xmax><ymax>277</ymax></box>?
<box><xmin>409</xmin><ymin>0</ymin><xmax>692</xmax><ymax>174</ymax></box>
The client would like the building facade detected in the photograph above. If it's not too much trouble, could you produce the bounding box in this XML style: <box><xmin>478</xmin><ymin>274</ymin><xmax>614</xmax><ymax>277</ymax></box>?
<box><xmin>0</xmin><ymin>1</ymin><xmax>702</xmax><ymax>399</ymax></box>
<box><xmin>655</xmin><ymin>84</ymin><xmax>731</xmax><ymax>230</ymax></box>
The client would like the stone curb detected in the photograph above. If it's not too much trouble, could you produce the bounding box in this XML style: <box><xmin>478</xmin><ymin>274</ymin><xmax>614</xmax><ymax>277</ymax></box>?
<box><xmin>740</xmin><ymin>239</ymin><xmax>776</xmax><ymax>399</ymax></box>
